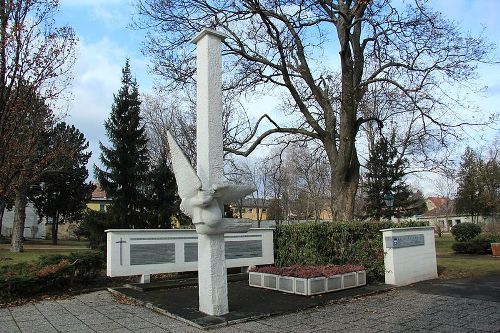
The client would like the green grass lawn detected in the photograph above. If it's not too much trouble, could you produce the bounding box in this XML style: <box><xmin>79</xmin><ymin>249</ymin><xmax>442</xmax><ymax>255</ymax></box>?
<box><xmin>435</xmin><ymin>233</ymin><xmax>500</xmax><ymax>279</ymax></box>
<box><xmin>437</xmin><ymin>256</ymin><xmax>500</xmax><ymax>279</ymax></box>
<box><xmin>434</xmin><ymin>233</ymin><xmax>455</xmax><ymax>256</ymax></box>
<box><xmin>0</xmin><ymin>239</ymin><xmax>90</xmax><ymax>267</ymax></box>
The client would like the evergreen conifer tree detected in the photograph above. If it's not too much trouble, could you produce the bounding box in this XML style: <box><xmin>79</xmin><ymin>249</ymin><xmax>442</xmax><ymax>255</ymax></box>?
<box><xmin>145</xmin><ymin>157</ymin><xmax>186</xmax><ymax>228</ymax></box>
<box><xmin>364</xmin><ymin>132</ymin><xmax>424</xmax><ymax>219</ymax></box>
<box><xmin>455</xmin><ymin>147</ymin><xmax>499</xmax><ymax>221</ymax></box>
<box><xmin>31</xmin><ymin>122</ymin><xmax>94</xmax><ymax>244</ymax></box>
<box><xmin>95</xmin><ymin>60</ymin><xmax>150</xmax><ymax>228</ymax></box>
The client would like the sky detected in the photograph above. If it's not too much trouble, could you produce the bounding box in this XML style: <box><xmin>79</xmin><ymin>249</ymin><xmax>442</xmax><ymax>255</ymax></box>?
<box><xmin>55</xmin><ymin>0</ymin><xmax>500</xmax><ymax>195</ymax></box>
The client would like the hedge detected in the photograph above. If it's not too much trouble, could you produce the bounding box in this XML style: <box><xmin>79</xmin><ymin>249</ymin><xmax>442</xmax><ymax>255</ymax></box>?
<box><xmin>274</xmin><ymin>221</ymin><xmax>428</xmax><ymax>282</ymax></box>
<box><xmin>0</xmin><ymin>250</ymin><xmax>104</xmax><ymax>301</ymax></box>
<box><xmin>452</xmin><ymin>234</ymin><xmax>500</xmax><ymax>254</ymax></box>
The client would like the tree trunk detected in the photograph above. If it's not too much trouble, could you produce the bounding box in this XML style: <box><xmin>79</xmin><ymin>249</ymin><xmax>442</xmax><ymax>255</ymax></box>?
<box><xmin>0</xmin><ymin>198</ymin><xmax>5</xmax><ymax>237</ymax></box>
<box><xmin>51</xmin><ymin>214</ymin><xmax>59</xmax><ymax>245</ymax></box>
<box><xmin>329</xmin><ymin>155</ymin><xmax>360</xmax><ymax>221</ymax></box>
<box><xmin>238</xmin><ymin>198</ymin><xmax>243</xmax><ymax>218</ymax></box>
<box><xmin>10</xmin><ymin>189</ymin><xmax>28</xmax><ymax>253</ymax></box>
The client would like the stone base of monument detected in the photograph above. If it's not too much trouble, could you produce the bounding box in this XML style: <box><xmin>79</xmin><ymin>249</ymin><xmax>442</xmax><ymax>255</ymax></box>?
<box><xmin>108</xmin><ymin>276</ymin><xmax>391</xmax><ymax>330</ymax></box>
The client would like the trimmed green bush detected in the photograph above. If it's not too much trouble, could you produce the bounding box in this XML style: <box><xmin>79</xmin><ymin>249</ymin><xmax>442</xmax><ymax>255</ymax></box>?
<box><xmin>274</xmin><ymin>221</ymin><xmax>427</xmax><ymax>282</ymax></box>
<box><xmin>452</xmin><ymin>234</ymin><xmax>500</xmax><ymax>254</ymax></box>
<box><xmin>451</xmin><ymin>223</ymin><xmax>481</xmax><ymax>242</ymax></box>
<box><xmin>75</xmin><ymin>209</ymin><xmax>116</xmax><ymax>250</ymax></box>
<box><xmin>0</xmin><ymin>250</ymin><xmax>104</xmax><ymax>301</ymax></box>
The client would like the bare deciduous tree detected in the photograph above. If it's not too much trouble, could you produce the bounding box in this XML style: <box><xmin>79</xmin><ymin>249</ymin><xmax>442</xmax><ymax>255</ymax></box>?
<box><xmin>135</xmin><ymin>0</ymin><xmax>492</xmax><ymax>220</ymax></box>
<box><xmin>142</xmin><ymin>90</ymin><xmax>252</xmax><ymax>168</ymax></box>
<box><xmin>0</xmin><ymin>0</ymin><xmax>77</xmax><ymax>250</ymax></box>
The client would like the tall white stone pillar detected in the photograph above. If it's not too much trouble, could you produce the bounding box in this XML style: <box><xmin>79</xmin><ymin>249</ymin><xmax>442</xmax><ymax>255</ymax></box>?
<box><xmin>191</xmin><ymin>29</ymin><xmax>228</xmax><ymax>316</ymax></box>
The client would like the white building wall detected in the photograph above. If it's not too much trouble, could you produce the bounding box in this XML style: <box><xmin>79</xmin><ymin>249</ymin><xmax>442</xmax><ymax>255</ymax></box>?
<box><xmin>416</xmin><ymin>215</ymin><xmax>494</xmax><ymax>232</ymax></box>
<box><xmin>1</xmin><ymin>203</ymin><xmax>46</xmax><ymax>239</ymax></box>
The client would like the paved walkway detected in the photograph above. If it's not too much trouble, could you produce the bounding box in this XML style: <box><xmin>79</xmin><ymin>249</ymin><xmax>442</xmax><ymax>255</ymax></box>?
<box><xmin>1</xmin><ymin>283</ymin><xmax>499</xmax><ymax>332</ymax></box>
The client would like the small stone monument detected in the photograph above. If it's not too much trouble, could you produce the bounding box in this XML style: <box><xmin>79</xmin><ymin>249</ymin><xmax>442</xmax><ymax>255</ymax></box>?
<box><xmin>167</xmin><ymin>29</ymin><xmax>255</xmax><ymax>316</ymax></box>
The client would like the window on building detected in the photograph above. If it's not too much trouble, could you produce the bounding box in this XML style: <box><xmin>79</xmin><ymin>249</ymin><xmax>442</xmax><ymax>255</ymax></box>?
<box><xmin>248</xmin><ymin>208</ymin><xmax>253</xmax><ymax>213</ymax></box>
<box><xmin>99</xmin><ymin>203</ymin><xmax>106</xmax><ymax>212</ymax></box>
<box><xmin>262</xmin><ymin>209</ymin><xmax>267</xmax><ymax>213</ymax></box>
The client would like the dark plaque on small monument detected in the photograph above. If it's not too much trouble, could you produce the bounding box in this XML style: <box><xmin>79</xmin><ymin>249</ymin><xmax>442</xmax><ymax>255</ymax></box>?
<box><xmin>385</xmin><ymin>234</ymin><xmax>425</xmax><ymax>248</ymax></box>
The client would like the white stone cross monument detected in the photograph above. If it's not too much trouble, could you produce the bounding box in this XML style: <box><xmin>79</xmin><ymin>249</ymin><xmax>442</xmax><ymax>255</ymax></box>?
<box><xmin>166</xmin><ymin>29</ymin><xmax>255</xmax><ymax>316</ymax></box>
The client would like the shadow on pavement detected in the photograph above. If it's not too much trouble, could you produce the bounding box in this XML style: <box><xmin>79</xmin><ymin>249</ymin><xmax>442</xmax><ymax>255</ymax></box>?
<box><xmin>110</xmin><ymin>277</ymin><xmax>392</xmax><ymax>330</ymax></box>
<box><xmin>403</xmin><ymin>274</ymin><xmax>500</xmax><ymax>303</ymax></box>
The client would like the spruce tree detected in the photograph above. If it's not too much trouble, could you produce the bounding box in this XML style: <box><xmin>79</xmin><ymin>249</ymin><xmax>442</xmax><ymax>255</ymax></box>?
<box><xmin>145</xmin><ymin>157</ymin><xmax>185</xmax><ymax>228</ymax></box>
<box><xmin>95</xmin><ymin>61</ymin><xmax>150</xmax><ymax>229</ymax></box>
<box><xmin>364</xmin><ymin>132</ymin><xmax>424</xmax><ymax>220</ymax></box>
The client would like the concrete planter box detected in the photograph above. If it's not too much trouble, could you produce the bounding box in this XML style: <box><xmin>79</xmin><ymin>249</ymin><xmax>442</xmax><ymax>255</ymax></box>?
<box><xmin>249</xmin><ymin>270</ymin><xmax>366</xmax><ymax>296</ymax></box>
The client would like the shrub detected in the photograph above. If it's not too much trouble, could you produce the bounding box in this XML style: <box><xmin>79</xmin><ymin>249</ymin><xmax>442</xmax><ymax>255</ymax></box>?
<box><xmin>75</xmin><ymin>209</ymin><xmax>116</xmax><ymax>250</ymax></box>
<box><xmin>274</xmin><ymin>221</ymin><xmax>427</xmax><ymax>282</ymax></box>
<box><xmin>0</xmin><ymin>250</ymin><xmax>104</xmax><ymax>301</ymax></box>
<box><xmin>451</xmin><ymin>223</ymin><xmax>481</xmax><ymax>242</ymax></box>
<box><xmin>452</xmin><ymin>234</ymin><xmax>500</xmax><ymax>254</ymax></box>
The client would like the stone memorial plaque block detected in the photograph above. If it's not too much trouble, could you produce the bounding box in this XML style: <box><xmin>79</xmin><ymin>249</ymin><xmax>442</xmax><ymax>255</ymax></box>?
<box><xmin>225</xmin><ymin>240</ymin><xmax>262</xmax><ymax>259</ymax></box>
<box><xmin>381</xmin><ymin>227</ymin><xmax>438</xmax><ymax>286</ymax></box>
<box><xmin>184</xmin><ymin>243</ymin><xmax>198</xmax><ymax>262</ymax></box>
<box><xmin>385</xmin><ymin>234</ymin><xmax>425</xmax><ymax>248</ymax></box>
<box><xmin>130</xmin><ymin>243</ymin><xmax>175</xmax><ymax>265</ymax></box>
<box><xmin>106</xmin><ymin>229</ymin><xmax>274</xmax><ymax>277</ymax></box>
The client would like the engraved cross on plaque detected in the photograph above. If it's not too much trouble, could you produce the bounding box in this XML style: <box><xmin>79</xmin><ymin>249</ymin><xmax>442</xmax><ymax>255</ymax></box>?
<box><xmin>116</xmin><ymin>238</ymin><xmax>126</xmax><ymax>266</ymax></box>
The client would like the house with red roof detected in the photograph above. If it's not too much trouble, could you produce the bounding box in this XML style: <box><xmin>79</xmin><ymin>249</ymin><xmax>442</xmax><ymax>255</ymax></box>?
<box><xmin>86</xmin><ymin>183</ymin><xmax>112</xmax><ymax>212</ymax></box>
<box><xmin>415</xmin><ymin>196</ymin><xmax>491</xmax><ymax>231</ymax></box>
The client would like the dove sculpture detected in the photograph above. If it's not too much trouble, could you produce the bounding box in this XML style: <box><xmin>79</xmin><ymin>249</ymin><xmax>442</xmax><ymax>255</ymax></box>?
<box><xmin>166</xmin><ymin>131</ymin><xmax>255</xmax><ymax>234</ymax></box>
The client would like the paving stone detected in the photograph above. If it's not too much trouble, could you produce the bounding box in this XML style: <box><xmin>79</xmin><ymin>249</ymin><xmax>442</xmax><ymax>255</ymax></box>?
<box><xmin>0</xmin><ymin>316</ymin><xmax>15</xmax><ymax>323</ymax></box>
<box><xmin>169</xmin><ymin>325</ymin><xmax>211</xmax><ymax>333</ymax></box>
<box><xmin>18</xmin><ymin>324</ymin><xmax>58</xmax><ymax>333</ymax></box>
<box><xmin>0</xmin><ymin>309</ymin><xmax>11</xmax><ymax>317</ymax></box>
<box><xmin>114</xmin><ymin>316</ymin><xmax>157</xmax><ymax>330</ymax></box>
<box><xmin>463</xmin><ymin>321</ymin><xmax>500</xmax><ymax>332</ymax></box>
<box><xmin>102</xmin><ymin>311</ymin><xmax>132</xmax><ymax>320</ymax></box>
<box><xmin>2</xmin><ymin>280</ymin><xmax>500</xmax><ymax>333</ymax></box>
<box><xmin>87</xmin><ymin>321</ymin><xmax>126</xmax><ymax>332</ymax></box>
<box><xmin>16</xmin><ymin>319</ymin><xmax>51</xmax><ymax>328</ymax></box>
<box><xmin>47</xmin><ymin>317</ymin><xmax>84</xmax><ymax>327</ymax></box>
<box><xmin>0</xmin><ymin>321</ymin><xmax>21</xmax><ymax>333</ymax></box>
<box><xmin>56</xmin><ymin>325</ymin><xmax>94</xmax><ymax>333</ymax></box>
<box><xmin>258</xmin><ymin>315</ymin><xmax>306</xmax><ymax>328</ymax></box>
<box><xmin>103</xmin><ymin>329</ymin><xmax>135</xmax><ymax>333</ymax></box>
<box><xmin>232</xmin><ymin>321</ymin><xmax>282</xmax><ymax>333</ymax></box>
<box><xmin>142</xmin><ymin>313</ymin><xmax>185</xmax><ymax>327</ymax></box>
<box><xmin>76</xmin><ymin>315</ymin><xmax>114</xmax><ymax>325</ymax></box>
<box><xmin>10</xmin><ymin>305</ymin><xmax>38</xmax><ymax>312</ymax></box>
<box><xmin>11</xmin><ymin>314</ymin><xmax>46</xmax><ymax>322</ymax></box>
<box><xmin>431</xmin><ymin>324</ymin><xmax>473</xmax><ymax>333</ymax></box>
